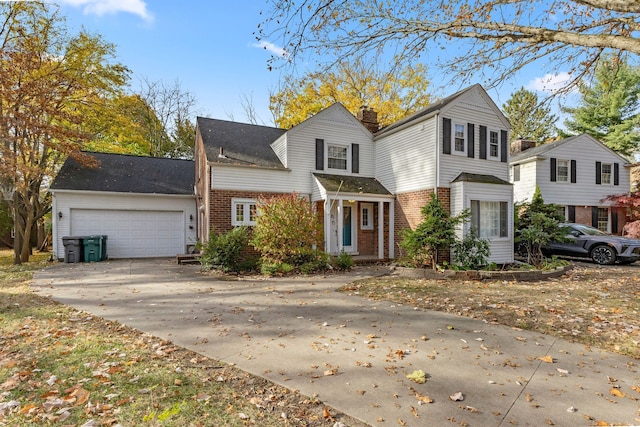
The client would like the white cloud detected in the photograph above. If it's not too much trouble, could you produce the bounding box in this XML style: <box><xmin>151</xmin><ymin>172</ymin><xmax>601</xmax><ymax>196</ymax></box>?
<box><xmin>58</xmin><ymin>0</ymin><xmax>153</xmax><ymax>22</ymax></box>
<box><xmin>252</xmin><ymin>40</ymin><xmax>287</xmax><ymax>57</ymax></box>
<box><xmin>527</xmin><ymin>72</ymin><xmax>574</xmax><ymax>94</ymax></box>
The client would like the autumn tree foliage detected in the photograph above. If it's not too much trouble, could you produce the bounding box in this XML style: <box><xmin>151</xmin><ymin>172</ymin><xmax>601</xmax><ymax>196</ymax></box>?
<box><xmin>502</xmin><ymin>87</ymin><xmax>558</xmax><ymax>143</ymax></box>
<box><xmin>270</xmin><ymin>60</ymin><xmax>432</xmax><ymax>129</ymax></box>
<box><xmin>603</xmin><ymin>191</ymin><xmax>640</xmax><ymax>238</ymax></box>
<box><xmin>259</xmin><ymin>0</ymin><xmax>640</xmax><ymax>94</ymax></box>
<box><xmin>0</xmin><ymin>2</ymin><xmax>129</xmax><ymax>264</ymax></box>
<box><xmin>562</xmin><ymin>57</ymin><xmax>640</xmax><ymax>156</ymax></box>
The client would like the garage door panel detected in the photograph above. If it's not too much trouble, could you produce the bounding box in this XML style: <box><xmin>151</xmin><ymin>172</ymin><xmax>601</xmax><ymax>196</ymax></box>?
<box><xmin>71</xmin><ymin>209</ymin><xmax>184</xmax><ymax>258</ymax></box>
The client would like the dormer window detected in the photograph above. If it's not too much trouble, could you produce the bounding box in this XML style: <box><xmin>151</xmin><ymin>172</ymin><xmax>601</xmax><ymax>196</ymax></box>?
<box><xmin>328</xmin><ymin>144</ymin><xmax>348</xmax><ymax>170</ymax></box>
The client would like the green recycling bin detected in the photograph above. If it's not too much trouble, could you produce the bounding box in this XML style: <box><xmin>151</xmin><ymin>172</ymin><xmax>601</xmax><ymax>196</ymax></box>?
<box><xmin>83</xmin><ymin>235</ymin><xmax>102</xmax><ymax>262</ymax></box>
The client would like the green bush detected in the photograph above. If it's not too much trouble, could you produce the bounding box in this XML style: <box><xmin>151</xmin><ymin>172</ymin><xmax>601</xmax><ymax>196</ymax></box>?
<box><xmin>260</xmin><ymin>261</ymin><xmax>294</xmax><ymax>276</ymax></box>
<box><xmin>332</xmin><ymin>251</ymin><xmax>354</xmax><ymax>270</ymax></box>
<box><xmin>299</xmin><ymin>252</ymin><xmax>331</xmax><ymax>274</ymax></box>
<box><xmin>451</xmin><ymin>228</ymin><xmax>490</xmax><ymax>270</ymax></box>
<box><xmin>199</xmin><ymin>227</ymin><xmax>249</xmax><ymax>272</ymax></box>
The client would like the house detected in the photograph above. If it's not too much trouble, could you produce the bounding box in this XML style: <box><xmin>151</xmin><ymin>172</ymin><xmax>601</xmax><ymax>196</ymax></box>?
<box><xmin>50</xmin><ymin>152</ymin><xmax>196</xmax><ymax>260</ymax></box>
<box><xmin>510</xmin><ymin>134</ymin><xmax>631</xmax><ymax>234</ymax></box>
<box><xmin>196</xmin><ymin>84</ymin><xmax>514</xmax><ymax>264</ymax></box>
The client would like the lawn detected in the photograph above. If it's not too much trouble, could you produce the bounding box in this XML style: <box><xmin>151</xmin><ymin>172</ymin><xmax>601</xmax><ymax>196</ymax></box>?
<box><xmin>339</xmin><ymin>263</ymin><xmax>640</xmax><ymax>360</ymax></box>
<box><xmin>0</xmin><ymin>250</ymin><xmax>359</xmax><ymax>426</ymax></box>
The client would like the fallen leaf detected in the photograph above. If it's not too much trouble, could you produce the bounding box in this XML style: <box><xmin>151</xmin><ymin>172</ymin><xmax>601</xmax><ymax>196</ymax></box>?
<box><xmin>416</xmin><ymin>392</ymin><xmax>433</xmax><ymax>404</ymax></box>
<box><xmin>449</xmin><ymin>391</ymin><xmax>464</xmax><ymax>401</ymax></box>
<box><xmin>406</xmin><ymin>370</ymin><xmax>427</xmax><ymax>384</ymax></box>
<box><xmin>609</xmin><ymin>388</ymin><xmax>626</xmax><ymax>398</ymax></box>
<box><xmin>323</xmin><ymin>406</ymin><xmax>333</xmax><ymax>420</ymax></box>
<box><xmin>538</xmin><ymin>355</ymin><xmax>554</xmax><ymax>363</ymax></box>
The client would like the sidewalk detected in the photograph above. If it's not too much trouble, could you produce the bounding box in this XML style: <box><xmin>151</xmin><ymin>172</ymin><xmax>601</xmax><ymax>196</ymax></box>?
<box><xmin>33</xmin><ymin>259</ymin><xmax>640</xmax><ymax>426</ymax></box>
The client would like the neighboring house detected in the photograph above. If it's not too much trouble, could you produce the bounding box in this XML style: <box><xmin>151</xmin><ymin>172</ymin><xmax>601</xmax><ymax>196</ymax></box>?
<box><xmin>50</xmin><ymin>152</ymin><xmax>196</xmax><ymax>260</ymax></box>
<box><xmin>510</xmin><ymin>134</ymin><xmax>631</xmax><ymax>234</ymax></box>
<box><xmin>195</xmin><ymin>84</ymin><xmax>514</xmax><ymax>264</ymax></box>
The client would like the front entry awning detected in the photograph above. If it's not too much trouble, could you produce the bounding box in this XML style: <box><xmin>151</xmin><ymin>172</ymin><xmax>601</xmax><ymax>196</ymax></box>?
<box><xmin>312</xmin><ymin>173</ymin><xmax>394</xmax><ymax>259</ymax></box>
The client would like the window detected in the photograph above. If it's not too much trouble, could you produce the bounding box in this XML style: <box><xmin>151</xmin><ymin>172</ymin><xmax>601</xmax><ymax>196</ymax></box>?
<box><xmin>471</xmin><ymin>200</ymin><xmax>508</xmax><ymax>238</ymax></box>
<box><xmin>489</xmin><ymin>130</ymin><xmax>499</xmax><ymax>158</ymax></box>
<box><xmin>601</xmin><ymin>163</ymin><xmax>612</xmax><ymax>185</ymax></box>
<box><xmin>328</xmin><ymin>144</ymin><xmax>348</xmax><ymax>170</ymax></box>
<box><xmin>556</xmin><ymin>159</ymin><xmax>569</xmax><ymax>182</ymax></box>
<box><xmin>512</xmin><ymin>164</ymin><xmax>521</xmax><ymax>182</ymax></box>
<box><xmin>232</xmin><ymin>199</ymin><xmax>257</xmax><ymax>226</ymax></box>
<box><xmin>360</xmin><ymin>203</ymin><xmax>374</xmax><ymax>230</ymax></box>
<box><xmin>597</xmin><ymin>207</ymin><xmax>609</xmax><ymax>232</ymax></box>
<box><xmin>454</xmin><ymin>124</ymin><xmax>465</xmax><ymax>152</ymax></box>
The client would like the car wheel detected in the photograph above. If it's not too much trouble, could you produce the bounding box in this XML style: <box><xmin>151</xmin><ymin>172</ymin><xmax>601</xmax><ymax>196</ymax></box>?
<box><xmin>590</xmin><ymin>244</ymin><xmax>616</xmax><ymax>265</ymax></box>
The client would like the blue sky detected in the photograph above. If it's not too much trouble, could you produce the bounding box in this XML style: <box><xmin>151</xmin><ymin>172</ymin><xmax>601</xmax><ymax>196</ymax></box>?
<box><xmin>54</xmin><ymin>0</ymin><xmax>574</xmax><ymax>127</ymax></box>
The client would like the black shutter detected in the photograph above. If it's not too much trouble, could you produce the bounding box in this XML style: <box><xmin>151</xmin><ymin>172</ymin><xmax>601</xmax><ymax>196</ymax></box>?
<box><xmin>550</xmin><ymin>158</ymin><xmax>557</xmax><ymax>182</ymax></box>
<box><xmin>596</xmin><ymin>161</ymin><xmax>601</xmax><ymax>184</ymax></box>
<box><xmin>612</xmin><ymin>211</ymin><xmax>619</xmax><ymax>234</ymax></box>
<box><xmin>568</xmin><ymin>205</ymin><xmax>576</xmax><ymax>223</ymax></box>
<box><xmin>500</xmin><ymin>130</ymin><xmax>508</xmax><ymax>163</ymax></box>
<box><xmin>614</xmin><ymin>163</ymin><xmax>619</xmax><ymax>185</ymax></box>
<box><xmin>352</xmin><ymin>143</ymin><xmax>359</xmax><ymax>174</ymax></box>
<box><xmin>570</xmin><ymin>160</ymin><xmax>577</xmax><ymax>183</ymax></box>
<box><xmin>479</xmin><ymin>126</ymin><xmax>487</xmax><ymax>160</ymax></box>
<box><xmin>592</xmin><ymin>206</ymin><xmax>599</xmax><ymax>227</ymax></box>
<box><xmin>315</xmin><ymin>139</ymin><xmax>324</xmax><ymax>170</ymax></box>
<box><xmin>467</xmin><ymin>123</ymin><xmax>475</xmax><ymax>158</ymax></box>
<box><xmin>442</xmin><ymin>117</ymin><xmax>451</xmax><ymax>154</ymax></box>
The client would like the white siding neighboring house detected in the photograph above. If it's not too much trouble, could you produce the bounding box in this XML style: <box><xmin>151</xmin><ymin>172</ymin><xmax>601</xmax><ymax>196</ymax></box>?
<box><xmin>50</xmin><ymin>153</ymin><xmax>196</xmax><ymax>260</ymax></box>
<box><xmin>510</xmin><ymin>134</ymin><xmax>631</xmax><ymax>234</ymax></box>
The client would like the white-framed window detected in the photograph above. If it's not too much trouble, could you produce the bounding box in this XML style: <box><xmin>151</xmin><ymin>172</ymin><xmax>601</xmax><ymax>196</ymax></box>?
<box><xmin>454</xmin><ymin>123</ymin><xmax>466</xmax><ymax>153</ymax></box>
<box><xmin>512</xmin><ymin>164</ymin><xmax>521</xmax><ymax>182</ymax></box>
<box><xmin>328</xmin><ymin>144</ymin><xmax>348</xmax><ymax>170</ymax></box>
<box><xmin>601</xmin><ymin>163</ymin><xmax>612</xmax><ymax>185</ymax></box>
<box><xmin>556</xmin><ymin>159</ymin><xmax>569</xmax><ymax>182</ymax></box>
<box><xmin>232</xmin><ymin>198</ymin><xmax>257</xmax><ymax>226</ymax></box>
<box><xmin>489</xmin><ymin>130</ymin><xmax>499</xmax><ymax>158</ymax></box>
<box><xmin>360</xmin><ymin>203</ymin><xmax>374</xmax><ymax>230</ymax></box>
<box><xmin>597</xmin><ymin>207</ymin><xmax>609</xmax><ymax>232</ymax></box>
<box><xmin>471</xmin><ymin>200</ymin><xmax>508</xmax><ymax>238</ymax></box>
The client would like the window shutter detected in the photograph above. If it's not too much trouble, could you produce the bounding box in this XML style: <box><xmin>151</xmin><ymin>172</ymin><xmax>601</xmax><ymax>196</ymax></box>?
<box><xmin>612</xmin><ymin>211</ymin><xmax>619</xmax><ymax>234</ymax></box>
<box><xmin>442</xmin><ymin>117</ymin><xmax>451</xmax><ymax>154</ymax></box>
<box><xmin>568</xmin><ymin>205</ymin><xmax>575</xmax><ymax>222</ymax></box>
<box><xmin>352</xmin><ymin>143</ymin><xmax>359</xmax><ymax>174</ymax></box>
<box><xmin>500</xmin><ymin>130</ymin><xmax>508</xmax><ymax>163</ymax></box>
<box><xmin>470</xmin><ymin>200</ymin><xmax>480</xmax><ymax>231</ymax></box>
<box><xmin>479</xmin><ymin>125</ymin><xmax>487</xmax><ymax>159</ymax></box>
<box><xmin>500</xmin><ymin>201</ymin><xmax>508</xmax><ymax>237</ymax></box>
<box><xmin>315</xmin><ymin>139</ymin><xmax>324</xmax><ymax>170</ymax></box>
<box><xmin>570</xmin><ymin>160</ymin><xmax>577</xmax><ymax>183</ymax></box>
<box><xmin>550</xmin><ymin>158</ymin><xmax>557</xmax><ymax>182</ymax></box>
<box><xmin>614</xmin><ymin>162</ymin><xmax>619</xmax><ymax>185</ymax></box>
<box><xmin>591</xmin><ymin>206</ymin><xmax>598</xmax><ymax>227</ymax></box>
<box><xmin>595</xmin><ymin>161</ymin><xmax>601</xmax><ymax>185</ymax></box>
<box><xmin>467</xmin><ymin>123</ymin><xmax>475</xmax><ymax>158</ymax></box>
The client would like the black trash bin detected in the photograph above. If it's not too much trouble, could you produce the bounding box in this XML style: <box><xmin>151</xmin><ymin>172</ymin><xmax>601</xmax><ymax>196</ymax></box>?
<box><xmin>100</xmin><ymin>235</ymin><xmax>108</xmax><ymax>261</ymax></box>
<box><xmin>62</xmin><ymin>236</ymin><xmax>84</xmax><ymax>263</ymax></box>
<box><xmin>83</xmin><ymin>235</ymin><xmax>102</xmax><ymax>262</ymax></box>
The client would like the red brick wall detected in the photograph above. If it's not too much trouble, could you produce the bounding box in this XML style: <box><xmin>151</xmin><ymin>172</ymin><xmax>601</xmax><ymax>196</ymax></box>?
<box><xmin>209</xmin><ymin>190</ymin><xmax>290</xmax><ymax>235</ymax></box>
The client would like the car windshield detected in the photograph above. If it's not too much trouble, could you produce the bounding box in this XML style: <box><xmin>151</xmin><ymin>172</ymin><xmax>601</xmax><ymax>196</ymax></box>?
<box><xmin>570</xmin><ymin>224</ymin><xmax>610</xmax><ymax>236</ymax></box>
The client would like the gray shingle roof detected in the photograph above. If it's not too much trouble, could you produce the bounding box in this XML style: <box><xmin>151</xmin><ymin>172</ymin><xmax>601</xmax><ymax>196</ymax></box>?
<box><xmin>50</xmin><ymin>152</ymin><xmax>195</xmax><ymax>195</ymax></box>
<box><xmin>197</xmin><ymin>117</ymin><xmax>287</xmax><ymax>169</ymax></box>
<box><xmin>313</xmin><ymin>173</ymin><xmax>391</xmax><ymax>195</ymax></box>
<box><xmin>451</xmin><ymin>172</ymin><xmax>511</xmax><ymax>185</ymax></box>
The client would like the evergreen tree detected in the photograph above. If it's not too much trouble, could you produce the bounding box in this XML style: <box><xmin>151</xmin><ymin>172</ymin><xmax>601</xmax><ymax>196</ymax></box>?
<box><xmin>502</xmin><ymin>87</ymin><xmax>558</xmax><ymax>143</ymax></box>
<box><xmin>563</xmin><ymin>57</ymin><xmax>640</xmax><ymax>156</ymax></box>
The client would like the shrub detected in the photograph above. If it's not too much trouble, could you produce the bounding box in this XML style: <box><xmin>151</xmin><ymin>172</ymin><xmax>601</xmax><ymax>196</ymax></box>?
<box><xmin>333</xmin><ymin>251</ymin><xmax>354</xmax><ymax>271</ymax></box>
<box><xmin>299</xmin><ymin>252</ymin><xmax>331</xmax><ymax>274</ymax></box>
<box><xmin>451</xmin><ymin>228</ymin><xmax>490</xmax><ymax>270</ymax></box>
<box><xmin>260</xmin><ymin>261</ymin><xmax>294</xmax><ymax>276</ymax></box>
<box><xmin>199</xmin><ymin>227</ymin><xmax>249</xmax><ymax>272</ymax></box>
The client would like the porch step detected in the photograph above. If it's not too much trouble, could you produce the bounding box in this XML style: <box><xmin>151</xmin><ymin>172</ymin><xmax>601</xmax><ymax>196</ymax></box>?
<box><xmin>177</xmin><ymin>254</ymin><xmax>201</xmax><ymax>265</ymax></box>
<box><xmin>352</xmin><ymin>256</ymin><xmax>387</xmax><ymax>265</ymax></box>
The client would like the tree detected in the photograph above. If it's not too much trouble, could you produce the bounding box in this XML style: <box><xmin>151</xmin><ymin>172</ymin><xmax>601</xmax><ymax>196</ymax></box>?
<box><xmin>0</xmin><ymin>2</ymin><xmax>129</xmax><ymax>264</ymax></box>
<box><xmin>562</xmin><ymin>57</ymin><xmax>640</xmax><ymax>156</ymax></box>
<box><xmin>502</xmin><ymin>87</ymin><xmax>558</xmax><ymax>143</ymax></box>
<box><xmin>270</xmin><ymin>60</ymin><xmax>432</xmax><ymax>129</ymax></box>
<box><xmin>399</xmin><ymin>193</ymin><xmax>469</xmax><ymax>270</ymax></box>
<box><xmin>259</xmin><ymin>0</ymin><xmax>640</xmax><ymax>94</ymax></box>
<box><xmin>603</xmin><ymin>191</ymin><xmax>640</xmax><ymax>237</ymax></box>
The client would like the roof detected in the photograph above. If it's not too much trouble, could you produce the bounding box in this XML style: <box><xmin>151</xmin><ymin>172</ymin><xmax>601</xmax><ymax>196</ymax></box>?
<box><xmin>510</xmin><ymin>134</ymin><xmax>631</xmax><ymax>164</ymax></box>
<box><xmin>451</xmin><ymin>172</ymin><xmax>512</xmax><ymax>185</ymax></box>
<box><xmin>197</xmin><ymin>116</ymin><xmax>287</xmax><ymax>169</ymax></box>
<box><xmin>50</xmin><ymin>152</ymin><xmax>195</xmax><ymax>195</ymax></box>
<box><xmin>313</xmin><ymin>173</ymin><xmax>391</xmax><ymax>195</ymax></box>
<box><xmin>376</xmin><ymin>84</ymin><xmax>482</xmax><ymax>135</ymax></box>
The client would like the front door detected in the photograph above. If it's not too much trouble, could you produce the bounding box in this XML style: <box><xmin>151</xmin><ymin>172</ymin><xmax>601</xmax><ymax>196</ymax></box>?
<box><xmin>330</xmin><ymin>201</ymin><xmax>356</xmax><ymax>254</ymax></box>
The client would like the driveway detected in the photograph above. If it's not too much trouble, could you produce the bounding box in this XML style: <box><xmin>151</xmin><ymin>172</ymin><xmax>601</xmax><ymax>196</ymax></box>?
<box><xmin>33</xmin><ymin>259</ymin><xmax>640</xmax><ymax>426</ymax></box>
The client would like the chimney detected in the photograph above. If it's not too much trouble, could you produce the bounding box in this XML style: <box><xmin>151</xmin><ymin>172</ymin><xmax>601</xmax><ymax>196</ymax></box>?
<box><xmin>510</xmin><ymin>138</ymin><xmax>537</xmax><ymax>155</ymax></box>
<box><xmin>357</xmin><ymin>106</ymin><xmax>379</xmax><ymax>133</ymax></box>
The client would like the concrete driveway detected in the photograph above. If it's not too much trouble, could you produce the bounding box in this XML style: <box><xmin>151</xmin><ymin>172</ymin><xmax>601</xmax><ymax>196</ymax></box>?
<box><xmin>33</xmin><ymin>259</ymin><xmax>640</xmax><ymax>426</ymax></box>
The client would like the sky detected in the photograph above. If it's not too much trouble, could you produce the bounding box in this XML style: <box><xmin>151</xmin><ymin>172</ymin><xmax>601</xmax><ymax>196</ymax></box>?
<box><xmin>53</xmin><ymin>0</ymin><xmax>575</xmax><ymax>127</ymax></box>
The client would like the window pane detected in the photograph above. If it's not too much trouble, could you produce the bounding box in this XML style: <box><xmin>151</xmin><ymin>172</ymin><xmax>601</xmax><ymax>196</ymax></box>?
<box><xmin>235</xmin><ymin>203</ymin><xmax>244</xmax><ymax>222</ymax></box>
<box><xmin>602</xmin><ymin>163</ymin><xmax>612</xmax><ymax>184</ymax></box>
<box><xmin>362</xmin><ymin>207</ymin><xmax>369</xmax><ymax>227</ymax></box>
<box><xmin>490</xmin><ymin>131</ymin><xmax>499</xmax><ymax>157</ymax></box>
<box><xmin>597</xmin><ymin>207</ymin><xmax>608</xmax><ymax>232</ymax></box>
<box><xmin>328</xmin><ymin>145</ymin><xmax>347</xmax><ymax>170</ymax></box>
<box><xmin>249</xmin><ymin>204</ymin><xmax>257</xmax><ymax>222</ymax></box>
<box><xmin>471</xmin><ymin>200</ymin><xmax>506</xmax><ymax>238</ymax></box>
<box><xmin>454</xmin><ymin>124</ymin><xmax>465</xmax><ymax>151</ymax></box>
<box><xmin>557</xmin><ymin>159</ymin><xmax>569</xmax><ymax>182</ymax></box>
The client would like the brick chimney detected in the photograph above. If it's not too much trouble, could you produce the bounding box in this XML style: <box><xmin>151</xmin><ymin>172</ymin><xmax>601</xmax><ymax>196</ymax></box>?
<box><xmin>510</xmin><ymin>138</ymin><xmax>537</xmax><ymax>155</ymax></box>
<box><xmin>357</xmin><ymin>106</ymin><xmax>379</xmax><ymax>133</ymax></box>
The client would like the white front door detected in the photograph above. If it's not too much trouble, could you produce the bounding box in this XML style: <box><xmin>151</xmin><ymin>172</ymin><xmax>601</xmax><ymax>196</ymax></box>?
<box><xmin>330</xmin><ymin>201</ymin><xmax>356</xmax><ymax>254</ymax></box>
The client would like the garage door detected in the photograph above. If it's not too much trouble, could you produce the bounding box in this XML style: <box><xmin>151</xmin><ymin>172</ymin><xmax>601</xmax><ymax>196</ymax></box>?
<box><xmin>71</xmin><ymin>209</ymin><xmax>185</xmax><ymax>258</ymax></box>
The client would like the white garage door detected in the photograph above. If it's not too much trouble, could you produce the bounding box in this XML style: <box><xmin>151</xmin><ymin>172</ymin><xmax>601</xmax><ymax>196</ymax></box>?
<box><xmin>71</xmin><ymin>209</ymin><xmax>185</xmax><ymax>258</ymax></box>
